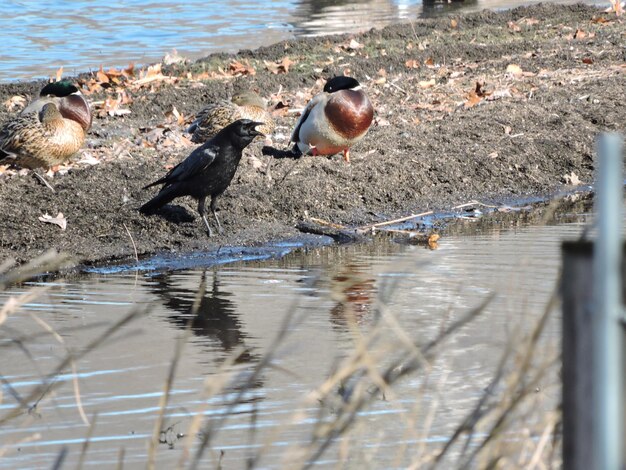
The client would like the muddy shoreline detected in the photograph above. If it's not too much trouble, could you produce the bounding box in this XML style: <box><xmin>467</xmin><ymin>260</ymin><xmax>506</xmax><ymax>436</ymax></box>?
<box><xmin>0</xmin><ymin>3</ymin><xmax>623</xmax><ymax>266</ymax></box>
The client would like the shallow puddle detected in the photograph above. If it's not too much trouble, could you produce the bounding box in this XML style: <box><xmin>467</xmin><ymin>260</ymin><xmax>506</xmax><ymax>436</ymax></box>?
<box><xmin>0</xmin><ymin>202</ymin><xmax>590</xmax><ymax>467</ymax></box>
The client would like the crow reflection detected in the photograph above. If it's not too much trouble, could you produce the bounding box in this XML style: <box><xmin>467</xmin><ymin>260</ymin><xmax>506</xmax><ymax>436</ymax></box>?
<box><xmin>150</xmin><ymin>270</ymin><xmax>257</xmax><ymax>365</ymax></box>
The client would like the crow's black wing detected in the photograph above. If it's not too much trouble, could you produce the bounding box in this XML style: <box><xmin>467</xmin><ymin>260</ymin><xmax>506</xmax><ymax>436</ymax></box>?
<box><xmin>144</xmin><ymin>142</ymin><xmax>219</xmax><ymax>189</ymax></box>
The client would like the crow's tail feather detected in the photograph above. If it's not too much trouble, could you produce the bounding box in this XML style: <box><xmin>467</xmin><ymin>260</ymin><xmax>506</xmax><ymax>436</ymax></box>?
<box><xmin>139</xmin><ymin>186</ymin><xmax>177</xmax><ymax>214</ymax></box>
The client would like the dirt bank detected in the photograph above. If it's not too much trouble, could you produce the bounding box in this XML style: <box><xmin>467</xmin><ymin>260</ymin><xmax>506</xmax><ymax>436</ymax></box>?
<box><xmin>0</xmin><ymin>3</ymin><xmax>623</xmax><ymax>265</ymax></box>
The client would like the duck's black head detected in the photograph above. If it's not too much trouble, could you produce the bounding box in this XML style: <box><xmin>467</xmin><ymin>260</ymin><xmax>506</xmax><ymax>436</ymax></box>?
<box><xmin>324</xmin><ymin>76</ymin><xmax>361</xmax><ymax>94</ymax></box>
<box><xmin>221</xmin><ymin>119</ymin><xmax>265</xmax><ymax>148</ymax></box>
<box><xmin>40</xmin><ymin>80</ymin><xmax>80</xmax><ymax>98</ymax></box>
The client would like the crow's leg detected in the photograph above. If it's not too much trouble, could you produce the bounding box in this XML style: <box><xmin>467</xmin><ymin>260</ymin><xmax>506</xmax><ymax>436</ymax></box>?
<box><xmin>210</xmin><ymin>196</ymin><xmax>223</xmax><ymax>234</ymax></box>
<box><xmin>197</xmin><ymin>197</ymin><xmax>213</xmax><ymax>237</ymax></box>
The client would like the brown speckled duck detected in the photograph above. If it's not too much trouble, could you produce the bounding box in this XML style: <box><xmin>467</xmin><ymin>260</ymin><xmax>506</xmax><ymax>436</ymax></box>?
<box><xmin>290</xmin><ymin>76</ymin><xmax>374</xmax><ymax>163</ymax></box>
<box><xmin>0</xmin><ymin>81</ymin><xmax>92</xmax><ymax>169</ymax></box>
<box><xmin>187</xmin><ymin>91</ymin><xmax>274</xmax><ymax>143</ymax></box>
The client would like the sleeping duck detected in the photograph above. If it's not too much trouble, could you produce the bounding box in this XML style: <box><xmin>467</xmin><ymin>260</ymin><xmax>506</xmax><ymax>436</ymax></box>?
<box><xmin>290</xmin><ymin>76</ymin><xmax>374</xmax><ymax>163</ymax></box>
<box><xmin>187</xmin><ymin>91</ymin><xmax>274</xmax><ymax>143</ymax></box>
<box><xmin>0</xmin><ymin>80</ymin><xmax>92</xmax><ymax>169</ymax></box>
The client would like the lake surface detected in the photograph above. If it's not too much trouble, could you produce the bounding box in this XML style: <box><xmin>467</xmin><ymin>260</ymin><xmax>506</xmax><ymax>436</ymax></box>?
<box><xmin>0</xmin><ymin>202</ymin><xmax>589</xmax><ymax>468</ymax></box>
<box><xmin>0</xmin><ymin>0</ymin><xmax>605</xmax><ymax>82</ymax></box>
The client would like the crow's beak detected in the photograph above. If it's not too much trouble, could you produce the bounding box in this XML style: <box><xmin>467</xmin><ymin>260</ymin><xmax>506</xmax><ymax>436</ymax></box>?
<box><xmin>251</xmin><ymin>121</ymin><xmax>265</xmax><ymax>137</ymax></box>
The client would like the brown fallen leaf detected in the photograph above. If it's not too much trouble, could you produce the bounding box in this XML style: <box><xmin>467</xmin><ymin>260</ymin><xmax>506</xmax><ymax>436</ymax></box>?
<box><xmin>464</xmin><ymin>81</ymin><xmax>491</xmax><ymax>108</ymax></box>
<box><xmin>450</xmin><ymin>19</ymin><xmax>458</xmax><ymax>28</ymax></box>
<box><xmin>563</xmin><ymin>172</ymin><xmax>581</xmax><ymax>186</ymax></box>
<box><xmin>522</xmin><ymin>17</ymin><xmax>540</xmax><ymax>25</ymax></box>
<box><xmin>405</xmin><ymin>59</ymin><xmax>420</xmax><ymax>69</ymax></box>
<box><xmin>4</xmin><ymin>95</ymin><xmax>27</xmax><ymax>112</ymax></box>
<box><xmin>264</xmin><ymin>57</ymin><xmax>295</xmax><ymax>74</ymax></box>
<box><xmin>96</xmin><ymin>65</ymin><xmax>109</xmax><ymax>84</ymax></box>
<box><xmin>506</xmin><ymin>63</ymin><xmax>524</xmax><ymax>78</ymax></box>
<box><xmin>39</xmin><ymin>212</ymin><xmax>67</xmax><ymax>231</ymax></box>
<box><xmin>582</xmin><ymin>57</ymin><xmax>594</xmax><ymax>64</ymax></box>
<box><xmin>98</xmin><ymin>92</ymin><xmax>132</xmax><ymax>117</ymax></box>
<box><xmin>508</xmin><ymin>21</ymin><xmax>522</xmax><ymax>32</ymax></box>
<box><xmin>163</xmin><ymin>48</ymin><xmax>187</xmax><ymax>65</ymax></box>
<box><xmin>591</xmin><ymin>16</ymin><xmax>610</xmax><ymax>23</ymax></box>
<box><xmin>165</xmin><ymin>105</ymin><xmax>186</xmax><ymax>125</ymax></box>
<box><xmin>606</xmin><ymin>0</ymin><xmax>624</xmax><ymax>16</ymax></box>
<box><xmin>343</xmin><ymin>38</ymin><xmax>364</xmax><ymax>51</ymax></box>
<box><xmin>424</xmin><ymin>57</ymin><xmax>435</xmax><ymax>68</ymax></box>
<box><xmin>229</xmin><ymin>60</ymin><xmax>256</xmax><ymax>76</ymax></box>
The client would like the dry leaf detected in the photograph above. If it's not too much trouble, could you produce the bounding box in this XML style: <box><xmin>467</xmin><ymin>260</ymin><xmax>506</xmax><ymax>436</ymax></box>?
<box><xmin>465</xmin><ymin>82</ymin><xmax>491</xmax><ymax>108</ymax></box>
<box><xmin>506</xmin><ymin>64</ymin><xmax>523</xmax><ymax>78</ymax></box>
<box><xmin>582</xmin><ymin>57</ymin><xmax>594</xmax><ymax>64</ymax></box>
<box><xmin>98</xmin><ymin>92</ymin><xmax>132</xmax><ymax>117</ymax></box>
<box><xmin>229</xmin><ymin>60</ymin><xmax>255</xmax><ymax>76</ymax></box>
<box><xmin>39</xmin><ymin>212</ymin><xmax>67</xmax><ymax>231</ymax></box>
<box><xmin>346</xmin><ymin>39</ymin><xmax>364</xmax><ymax>50</ymax></box>
<box><xmin>450</xmin><ymin>19</ymin><xmax>458</xmax><ymax>28</ymax></box>
<box><xmin>573</xmin><ymin>29</ymin><xmax>587</xmax><ymax>39</ymax></box>
<box><xmin>264</xmin><ymin>57</ymin><xmax>295</xmax><ymax>74</ymax></box>
<box><xmin>606</xmin><ymin>0</ymin><xmax>624</xmax><ymax>16</ymax></box>
<box><xmin>96</xmin><ymin>66</ymin><xmax>110</xmax><ymax>84</ymax></box>
<box><xmin>375</xmin><ymin>117</ymin><xmax>391</xmax><ymax>127</ymax></box>
<box><xmin>4</xmin><ymin>95</ymin><xmax>27</xmax><ymax>112</ymax></box>
<box><xmin>165</xmin><ymin>105</ymin><xmax>186</xmax><ymax>125</ymax></box>
<box><xmin>519</xmin><ymin>17</ymin><xmax>540</xmax><ymax>26</ymax></box>
<box><xmin>563</xmin><ymin>172</ymin><xmax>581</xmax><ymax>185</ymax></box>
<box><xmin>405</xmin><ymin>59</ymin><xmax>420</xmax><ymax>69</ymax></box>
<box><xmin>163</xmin><ymin>48</ymin><xmax>187</xmax><ymax>65</ymax></box>
<box><xmin>424</xmin><ymin>57</ymin><xmax>435</xmax><ymax>68</ymax></box>
<box><xmin>508</xmin><ymin>21</ymin><xmax>522</xmax><ymax>32</ymax></box>
<box><xmin>419</xmin><ymin>78</ymin><xmax>436</xmax><ymax>88</ymax></box>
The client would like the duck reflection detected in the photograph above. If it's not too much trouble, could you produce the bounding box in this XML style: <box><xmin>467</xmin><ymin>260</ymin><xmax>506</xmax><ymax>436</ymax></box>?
<box><xmin>293</xmin><ymin>0</ymin><xmax>477</xmax><ymax>36</ymax></box>
<box><xmin>329</xmin><ymin>263</ymin><xmax>377</xmax><ymax>326</ymax></box>
<box><xmin>150</xmin><ymin>270</ymin><xmax>258</xmax><ymax>365</ymax></box>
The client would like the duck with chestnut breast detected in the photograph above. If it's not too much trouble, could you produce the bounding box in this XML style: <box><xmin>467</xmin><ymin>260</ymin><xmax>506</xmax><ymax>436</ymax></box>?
<box><xmin>187</xmin><ymin>91</ymin><xmax>274</xmax><ymax>143</ymax></box>
<box><xmin>290</xmin><ymin>76</ymin><xmax>374</xmax><ymax>163</ymax></box>
<box><xmin>0</xmin><ymin>81</ymin><xmax>92</xmax><ymax>169</ymax></box>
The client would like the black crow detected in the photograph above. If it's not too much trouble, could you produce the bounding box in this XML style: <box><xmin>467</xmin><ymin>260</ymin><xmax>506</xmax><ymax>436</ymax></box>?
<box><xmin>140</xmin><ymin>119</ymin><xmax>263</xmax><ymax>236</ymax></box>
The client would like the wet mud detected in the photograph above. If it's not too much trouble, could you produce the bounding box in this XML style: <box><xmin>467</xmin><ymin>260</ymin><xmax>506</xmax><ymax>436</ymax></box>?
<box><xmin>0</xmin><ymin>3</ymin><xmax>622</xmax><ymax>266</ymax></box>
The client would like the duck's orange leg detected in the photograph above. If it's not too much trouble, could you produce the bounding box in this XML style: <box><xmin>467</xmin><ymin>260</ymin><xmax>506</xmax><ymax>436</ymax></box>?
<box><xmin>342</xmin><ymin>148</ymin><xmax>350</xmax><ymax>164</ymax></box>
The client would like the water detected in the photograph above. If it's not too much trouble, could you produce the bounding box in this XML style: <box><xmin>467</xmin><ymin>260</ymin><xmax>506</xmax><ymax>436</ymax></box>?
<box><xmin>0</xmin><ymin>206</ymin><xmax>589</xmax><ymax>468</ymax></box>
<box><xmin>0</xmin><ymin>0</ymin><xmax>605</xmax><ymax>82</ymax></box>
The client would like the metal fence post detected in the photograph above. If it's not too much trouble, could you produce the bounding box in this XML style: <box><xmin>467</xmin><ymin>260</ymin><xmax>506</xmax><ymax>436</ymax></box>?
<box><xmin>593</xmin><ymin>133</ymin><xmax>624</xmax><ymax>470</ymax></box>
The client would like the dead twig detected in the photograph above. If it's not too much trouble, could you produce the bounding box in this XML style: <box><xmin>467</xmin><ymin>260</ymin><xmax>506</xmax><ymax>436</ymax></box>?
<box><xmin>122</xmin><ymin>223</ymin><xmax>139</xmax><ymax>263</ymax></box>
<box><xmin>32</xmin><ymin>171</ymin><xmax>55</xmax><ymax>192</ymax></box>
<box><xmin>358</xmin><ymin>210</ymin><xmax>434</xmax><ymax>231</ymax></box>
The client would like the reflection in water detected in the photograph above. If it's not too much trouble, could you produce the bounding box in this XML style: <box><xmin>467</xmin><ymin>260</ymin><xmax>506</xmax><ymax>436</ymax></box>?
<box><xmin>293</xmin><ymin>0</ymin><xmax>478</xmax><ymax>36</ymax></box>
<box><xmin>150</xmin><ymin>270</ymin><xmax>259</xmax><ymax>366</ymax></box>
<box><xmin>295</xmin><ymin>0</ymin><xmax>416</xmax><ymax>36</ymax></box>
<box><xmin>329</xmin><ymin>262</ymin><xmax>377</xmax><ymax>325</ymax></box>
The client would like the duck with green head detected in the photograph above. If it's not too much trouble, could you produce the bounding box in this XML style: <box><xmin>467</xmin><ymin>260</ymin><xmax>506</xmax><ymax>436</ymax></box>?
<box><xmin>187</xmin><ymin>91</ymin><xmax>274</xmax><ymax>143</ymax></box>
<box><xmin>0</xmin><ymin>80</ymin><xmax>92</xmax><ymax>169</ymax></box>
<box><xmin>290</xmin><ymin>76</ymin><xmax>374</xmax><ymax>163</ymax></box>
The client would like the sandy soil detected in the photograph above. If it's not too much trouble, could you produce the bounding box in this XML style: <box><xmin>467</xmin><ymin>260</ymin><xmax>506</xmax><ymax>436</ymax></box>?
<box><xmin>0</xmin><ymin>3</ymin><xmax>623</xmax><ymax>266</ymax></box>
